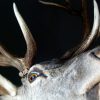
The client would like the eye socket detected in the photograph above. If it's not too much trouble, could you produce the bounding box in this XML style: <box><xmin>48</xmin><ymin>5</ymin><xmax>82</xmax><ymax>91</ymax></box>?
<box><xmin>28</xmin><ymin>67</ymin><xmax>48</xmax><ymax>83</ymax></box>
<box><xmin>28</xmin><ymin>72</ymin><xmax>40</xmax><ymax>83</ymax></box>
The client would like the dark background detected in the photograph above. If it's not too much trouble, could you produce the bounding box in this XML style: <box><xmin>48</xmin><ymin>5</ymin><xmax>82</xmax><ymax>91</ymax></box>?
<box><xmin>0</xmin><ymin>0</ymin><xmax>100</xmax><ymax>86</ymax></box>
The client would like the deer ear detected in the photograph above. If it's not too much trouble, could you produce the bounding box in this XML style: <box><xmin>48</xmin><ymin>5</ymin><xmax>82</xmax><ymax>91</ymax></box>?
<box><xmin>0</xmin><ymin>75</ymin><xmax>17</xmax><ymax>96</ymax></box>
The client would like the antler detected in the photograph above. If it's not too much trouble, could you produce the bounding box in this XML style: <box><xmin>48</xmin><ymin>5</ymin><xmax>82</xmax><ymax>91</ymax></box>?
<box><xmin>0</xmin><ymin>74</ymin><xmax>17</xmax><ymax>96</ymax></box>
<box><xmin>39</xmin><ymin>0</ymin><xmax>81</xmax><ymax>15</ymax></box>
<box><xmin>13</xmin><ymin>3</ymin><xmax>37</xmax><ymax>68</ymax></box>
<box><xmin>62</xmin><ymin>0</ymin><xmax>100</xmax><ymax>59</ymax></box>
<box><xmin>0</xmin><ymin>3</ymin><xmax>37</xmax><ymax>77</ymax></box>
<box><xmin>39</xmin><ymin>0</ymin><xmax>100</xmax><ymax>60</ymax></box>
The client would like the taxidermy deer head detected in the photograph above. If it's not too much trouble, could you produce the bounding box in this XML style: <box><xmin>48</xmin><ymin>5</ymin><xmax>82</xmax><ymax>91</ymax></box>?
<box><xmin>0</xmin><ymin>0</ymin><xmax>100</xmax><ymax>100</ymax></box>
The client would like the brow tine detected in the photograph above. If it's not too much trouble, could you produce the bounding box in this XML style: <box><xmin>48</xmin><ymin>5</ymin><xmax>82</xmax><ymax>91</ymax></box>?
<box><xmin>13</xmin><ymin>3</ymin><xmax>37</xmax><ymax>69</ymax></box>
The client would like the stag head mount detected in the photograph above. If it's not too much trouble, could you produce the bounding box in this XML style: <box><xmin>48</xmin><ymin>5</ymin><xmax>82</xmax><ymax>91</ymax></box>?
<box><xmin>0</xmin><ymin>0</ymin><xmax>100</xmax><ymax>100</ymax></box>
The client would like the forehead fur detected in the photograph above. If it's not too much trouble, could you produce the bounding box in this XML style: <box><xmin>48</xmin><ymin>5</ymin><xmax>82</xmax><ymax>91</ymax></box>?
<box><xmin>28</xmin><ymin>64</ymin><xmax>45</xmax><ymax>73</ymax></box>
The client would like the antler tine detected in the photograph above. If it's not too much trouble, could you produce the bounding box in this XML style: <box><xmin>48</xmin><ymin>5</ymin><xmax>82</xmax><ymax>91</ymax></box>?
<box><xmin>39</xmin><ymin>0</ymin><xmax>99</xmax><ymax>59</ymax></box>
<box><xmin>39</xmin><ymin>0</ymin><xmax>68</xmax><ymax>9</ymax></box>
<box><xmin>13</xmin><ymin>3</ymin><xmax>37</xmax><ymax>70</ymax></box>
<box><xmin>0</xmin><ymin>86</ymin><xmax>9</xmax><ymax>96</ymax></box>
<box><xmin>0</xmin><ymin>3</ymin><xmax>37</xmax><ymax>77</ymax></box>
<box><xmin>0</xmin><ymin>54</ymin><xmax>21</xmax><ymax>70</ymax></box>
<box><xmin>39</xmin><ymin>0</ymin><xmax>81</xmax><ymax>15</ymax></box>
<box><xmin>73</xmin><ymin>0</ymin><xmax>99</xmax><ymax>56</ymax></box>
<box><xmin>0</xmin><ymin>74</ymin><xmax>17</xmax><ymax>96</ymax></box>
<box><xmin>0</xmin><ymin>46</ymin><xmax>23</xmax><ymax>71</ymax></box>
<box><xmin>61</xmin><ymin>0</ymin><xmax>100</xmax><ymax>59</ymax></box>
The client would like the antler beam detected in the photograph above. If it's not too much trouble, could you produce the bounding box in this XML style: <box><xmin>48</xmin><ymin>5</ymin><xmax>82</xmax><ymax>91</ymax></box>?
<box><xmin>62</xmin><ymin>0</ymin><xmax>100</xmax><ymax>59</ymax></box>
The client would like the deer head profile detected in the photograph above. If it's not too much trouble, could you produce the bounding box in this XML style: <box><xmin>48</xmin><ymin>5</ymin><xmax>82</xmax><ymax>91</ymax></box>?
<box><xmin>0</xmin><ymin>0</ymin><xmax>100</xmax><ymax>100</ymax></box>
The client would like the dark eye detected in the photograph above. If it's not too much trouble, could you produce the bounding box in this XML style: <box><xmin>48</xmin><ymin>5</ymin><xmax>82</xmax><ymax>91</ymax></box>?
<box><xmin>91</xmin><ymin>51</ymin><xmax>100</xmax><ymax>60</ymax></box>
<box><xmin>28</xmin><ymin>72</ymin><xmax>40</xmax><ymax>83</ymax></box>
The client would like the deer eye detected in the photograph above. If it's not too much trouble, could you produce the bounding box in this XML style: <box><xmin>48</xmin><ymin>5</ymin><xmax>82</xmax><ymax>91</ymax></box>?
<box><xmin>28</xmin><ymin>72</ymin><xmax>40</xmax><ymax>83</ymax></box>
<box><xmin>28</xmin><ymin>70</ymin><xmax>47</xmax><ymax>83</ymax></box>
<box><xmin>91</xmin><ymin>51</ymin><xmax>100</xmax><ymax>60</ymax></box>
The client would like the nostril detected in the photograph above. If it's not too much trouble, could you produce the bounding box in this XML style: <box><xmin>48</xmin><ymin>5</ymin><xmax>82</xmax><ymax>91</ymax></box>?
<box><xmin>91</xmin><ymin>50</ymin><xmax>100</xmax><ymax>59</ymax></box>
